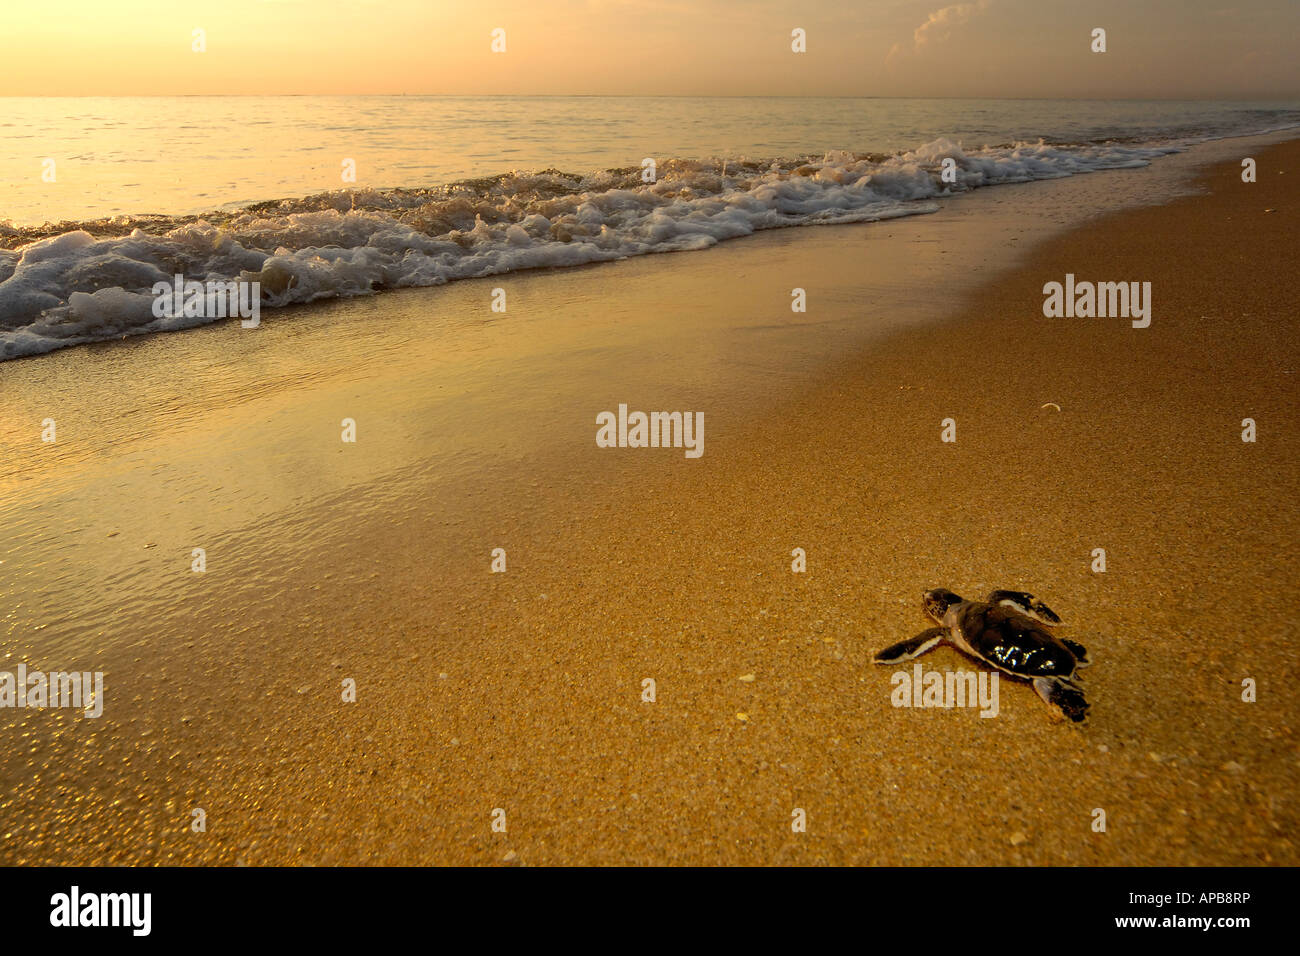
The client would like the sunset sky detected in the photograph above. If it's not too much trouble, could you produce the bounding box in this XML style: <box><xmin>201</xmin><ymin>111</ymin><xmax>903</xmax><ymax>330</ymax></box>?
<box><xmin>2</xmin><ymin>0</ymin><xmax>1297</xmax><ymax>98</ymax></box>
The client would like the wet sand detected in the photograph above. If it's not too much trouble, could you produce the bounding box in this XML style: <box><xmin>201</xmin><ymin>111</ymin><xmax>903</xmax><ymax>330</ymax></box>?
<box><xmin>0</xmin><ymin>138</ymin><xmax>1296</xmax><ymax>866</ymax></box>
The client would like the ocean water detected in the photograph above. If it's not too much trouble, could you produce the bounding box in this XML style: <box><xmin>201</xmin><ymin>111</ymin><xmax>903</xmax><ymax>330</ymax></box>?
<box><xmin>1</xmin><ymin>96</ymin><xmax>1297</xmax><ymax>360</ymax></box>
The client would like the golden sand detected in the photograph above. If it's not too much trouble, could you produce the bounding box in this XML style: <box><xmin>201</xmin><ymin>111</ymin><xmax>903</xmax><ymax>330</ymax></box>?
<box><xmin>0</xmin><ymin>141</ymin><xmax>1296</xmax><ymax>866</ymax></box>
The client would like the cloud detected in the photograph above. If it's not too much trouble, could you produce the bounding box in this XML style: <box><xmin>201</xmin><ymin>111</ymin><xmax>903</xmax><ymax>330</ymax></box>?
<box><xmin>888</xmin><ymin>0</ymin><xmax>991</xmax><ymax>63</ymax></box>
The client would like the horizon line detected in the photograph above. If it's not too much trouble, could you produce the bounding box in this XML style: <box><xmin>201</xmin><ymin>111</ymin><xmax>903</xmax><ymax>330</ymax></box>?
<box><xmin>4</xmin><ymin>93</ymin><xmax>1300</xmax><ymax>101</ymax></box>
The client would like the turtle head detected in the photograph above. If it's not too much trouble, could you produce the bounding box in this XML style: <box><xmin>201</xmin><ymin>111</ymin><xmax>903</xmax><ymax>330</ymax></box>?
<box><xmin>923</xmin><ymin>588</ymin><xmax>963</xmax><ymax>624</ymax></box>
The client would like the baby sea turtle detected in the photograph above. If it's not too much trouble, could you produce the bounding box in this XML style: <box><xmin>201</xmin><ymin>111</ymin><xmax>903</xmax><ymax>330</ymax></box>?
<box><xmin>874</xmin><ymin>588</ymin><xmax>1091</xmax><ymax>722</ymax></box>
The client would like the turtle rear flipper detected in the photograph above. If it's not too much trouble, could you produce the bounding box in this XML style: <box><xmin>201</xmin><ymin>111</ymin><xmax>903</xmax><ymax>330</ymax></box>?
<box><xmin>988</xmin><ymin>589</ymin><xmax>1062</xmax><ymax>626</ymax></box>
<box><xmin>873</xmin><ymin>627</ymin><xmax>946</xmax><ymax>664</ymax></box>
<box><xmin>1033</xmin><ymin>677</ymin><xmax>1089</xmax><ymax>723</ymax></box>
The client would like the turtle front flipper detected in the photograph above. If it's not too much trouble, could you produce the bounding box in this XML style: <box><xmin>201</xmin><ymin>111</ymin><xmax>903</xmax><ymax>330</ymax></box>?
<box><xmin>988</xmin><ymin>589</ymin><xmax>1062</xmax><ymax>626</ymax></box>
<box><xmin>873</xmin><ymin>627</ymin><xmax>947</xmax><ymax>665</ymax></box>
<box><xmin>1061</xmin><ymin>638</ymin><xmax>1091</xmax><ymax>666</ymax></box>
<box><xmin>1032</xmin><ymin>676</ymin><xmax>1089</xmax><ymax>723</ymax></box>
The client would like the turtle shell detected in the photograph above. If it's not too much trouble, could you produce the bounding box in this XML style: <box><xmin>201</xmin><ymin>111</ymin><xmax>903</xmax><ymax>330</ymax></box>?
<box><xmin>956</xmin><ymin>603</ymin><xmax>1078</xmax><ymax>678</ymax></box>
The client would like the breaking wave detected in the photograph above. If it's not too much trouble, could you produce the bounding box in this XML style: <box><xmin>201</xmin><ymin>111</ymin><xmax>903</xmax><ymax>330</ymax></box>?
<box><xmin>0</xmin><ymin>138</ymin><xmax>1177</xmax><ymax>360</ymax></box>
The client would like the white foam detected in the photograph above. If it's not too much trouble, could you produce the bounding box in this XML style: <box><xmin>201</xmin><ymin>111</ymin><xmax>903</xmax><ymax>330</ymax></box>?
<box><xmin>0</xmin><ymin>138</ymin><xmax>1177</xmax><ymax>360</ymax></box>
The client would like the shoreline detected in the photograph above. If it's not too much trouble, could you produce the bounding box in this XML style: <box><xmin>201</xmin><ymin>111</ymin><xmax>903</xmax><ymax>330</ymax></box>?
<box><xmin>0</xmin><ymin>135</ymin><xmax>1296</xmax><ymax>866</ymax></box>
<box><xmin>3</xmin><ymin>128</ymin><xmax>1294</xmax><ymax>362</ymax></box>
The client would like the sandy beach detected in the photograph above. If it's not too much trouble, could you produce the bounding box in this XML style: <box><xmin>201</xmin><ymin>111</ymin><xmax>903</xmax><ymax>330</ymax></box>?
<box><xmin>0</xmin><ymin>136</ymin><xmax>1296</xmax><ymax>867</ymax></box>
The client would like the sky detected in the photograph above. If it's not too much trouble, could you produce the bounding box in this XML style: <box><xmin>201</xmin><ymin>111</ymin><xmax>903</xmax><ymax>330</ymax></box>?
<box><xmin>1</xmin><ymin>0</ymin><xmax>1297</xmax><ymax>98</ymax></box>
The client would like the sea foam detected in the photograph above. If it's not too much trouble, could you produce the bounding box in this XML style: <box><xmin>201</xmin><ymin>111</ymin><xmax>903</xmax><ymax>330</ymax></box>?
<box><xmin>0</xmin><ymin>139</ymin><xmax>1176</xmax><ymax>360</ymax></box>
